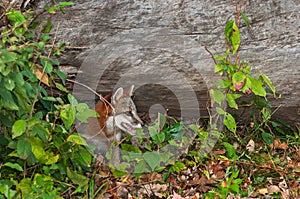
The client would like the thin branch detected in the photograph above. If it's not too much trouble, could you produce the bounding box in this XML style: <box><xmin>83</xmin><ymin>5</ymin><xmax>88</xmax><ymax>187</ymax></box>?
<box><xmin>204</xmin><ymin>45</ymin><xmax>217</xmax><ymax>65</ymax></box>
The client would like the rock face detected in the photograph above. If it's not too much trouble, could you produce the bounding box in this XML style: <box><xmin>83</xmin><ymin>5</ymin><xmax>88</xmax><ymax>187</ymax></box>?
<box><xmin>42</xmin><ymin>0</ymin><xmax>299</xmax><ymax>125</ymax></box>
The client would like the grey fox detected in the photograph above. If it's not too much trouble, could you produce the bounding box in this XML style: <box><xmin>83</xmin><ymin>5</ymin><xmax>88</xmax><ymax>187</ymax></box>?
<box><xmin>83</xmin><ymin>85</ymin><xmax>143</xmax><ymax>165</ymax></box>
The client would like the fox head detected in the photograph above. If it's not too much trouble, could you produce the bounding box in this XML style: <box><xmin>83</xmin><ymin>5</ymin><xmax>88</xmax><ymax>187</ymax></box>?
<box><xmin>110</xmin><ymin>85</ymin><xmax>143</xmax><ymax>135</ymax></box>
<box><xmin>94</xmin><ymin>85</ymin><xmax>143</xmax><ymax>137</ymax></box>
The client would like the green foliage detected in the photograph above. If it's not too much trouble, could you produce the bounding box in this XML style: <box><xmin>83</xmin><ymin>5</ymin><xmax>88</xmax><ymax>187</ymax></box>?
<box><xmin>0</xmin><ymin>3</ymin><xmax>99</xmax><ymax>198</ymax></box>
<box><xmin>109</xmin><ymin>113</ymin><xmax>189</xmax><ymax>178</ymax></box>
<box><xmin>210</xmin><ymin>11</ymin><xmax>277</xmax><ymax>140</ymax></box>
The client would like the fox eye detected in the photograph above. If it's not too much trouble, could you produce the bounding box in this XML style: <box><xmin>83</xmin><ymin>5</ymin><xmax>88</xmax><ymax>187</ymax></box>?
<box><xmin>125</xmin><ymin>111</ymin><xmax>132</xmax><ymax>116</ymax></box>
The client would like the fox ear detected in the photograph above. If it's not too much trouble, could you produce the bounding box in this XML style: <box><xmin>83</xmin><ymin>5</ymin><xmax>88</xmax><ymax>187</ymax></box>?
<box><xmin>112</xmin><ymin>87</ymin><xmax>123</xmax><ymax>104</ymax></box>
<box><xmin>124</xmin><ymin>85</ymin><xmax>135</xmax><ymax>96</ymax></box>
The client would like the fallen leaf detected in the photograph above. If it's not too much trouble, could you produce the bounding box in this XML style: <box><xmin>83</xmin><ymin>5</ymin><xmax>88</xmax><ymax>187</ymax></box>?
<box><xmin>173</xmin><ymin>191</ymin><xmax>186</xmax><ymax>199</ymax></box>
<box><xmin>33</xmin><ymin>64</ymin><xmax>50</xmax><ymax>86</ymax></box>
<box><xmin>246</xmin><ymin>139</ymin><xmax>255</xmax><ymax>152</ymax></box>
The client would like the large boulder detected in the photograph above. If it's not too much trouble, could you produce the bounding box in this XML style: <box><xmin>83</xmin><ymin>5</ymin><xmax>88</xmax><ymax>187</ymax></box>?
<box><xmin>39</xmin><ymin>0</ymin><xmax>299</xmax><ymax>125</ymax></box>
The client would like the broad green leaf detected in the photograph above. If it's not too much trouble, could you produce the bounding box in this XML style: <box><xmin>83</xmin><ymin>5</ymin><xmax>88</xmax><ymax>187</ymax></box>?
<box><xmin>67</xmin><ymin>134</ymin><xmax>88</xmax><ymax>146</ymax></box>
<box><xmin>76</xmin><ymin>103</ymin><xmax>98</xmax><ymax>123</ymax></box>
<box><xmin>0</xmin><ymin>50</ymin><xmax>17</xmax><ymax>64</ymax></box>
<box><xmin>241</xmin><ymin>76</ymin><xmax>252</xmax><ymax>94</ymax></box>
<box><xmin>45</xmin><ymin>152</ymin><xmax>59</xmax><ymax>165</ymax></box>
<box><xmin>143</xmin><ymin>151</ymin><xmax>161</xmax><ymax>171</ymax></box>
<box><xmin>6</xmin><ymin>11</ymin><xmax>25</xmax><ymax>26</ymax></box>
<box><xmin>260</xmin><ymin>73</ymin><xmax>276</xmax><ymax>97</ymax></box>
<box><xmin>248</xmin><ymin>76</ymin><xmax>266</xmax><ymax>97</ymax></box>
<box><xmin>4</xmin><ymin>162</ymin><xmax>23</xmax><ymax>172</ymax></box>
<box><xmin>40</xmin><ymin>58</ymin><xmax>53</xmax><ymax>74</ymax></box>
<box><xmin>67</xmin><ymin>167</ymin><xmax>89</xmax><ymax>187</ymax></box>
<box><xmin>224</xmin><ymin>20</ymin><xmax>240</xmax><ymax>54</ymax></box>
<box><xmin>216</xmin><ymin>107</ymin><xmax>226</xmax><ymax>115</ymax></box>
<box><xmin>210</xmin><ymin>89</ymin><xmax>225</xmax><ymax>106</ymax></box>
<box><xmin>215</xmin><ymin>79</ymin><xmax>232</xmax><ymax>89</ymax></box>
<box><xmin>262</xmin><ymin>132</ymin><xmax>274</xmax><ymax>144</ymax></box>
<box><xmin>74</xmin><ymin>146</ymin><xmax>92</xmax><ymax>167</ymax></box>
<box><xmin>17</xmin><ymin>178</ymin><xmax>32</xmax><ymax>197</ymax></box>
<box><xmin>0</xmin><ymin>90</ymin><xmax>19</xmax><ymax>110</ymax></box>
<box><xmin>215</xmin><ymin>64</ymin><xmax>224</xmax><ymax>75</ymax></box>
<box><xmin>60</xmin><ymin>104</ymin><xmax>76</xmax><ymax>130</ymax></box>
<box><xmin>226</xmin><ymin>93</ymin><xmax>242</xmax><ymax>109</ymax></box>
<box><xmin>224</xmin><ymin>112</ymin><xmax>236</xmax><ymax>133</ymax></box>
<box><xmin>29</xmin><ymin>137</ymin><xmax>46</xmax><ymax>163</ymax></box>
<box><xmin>68</xmin><ymin>94</ymin><xmax>78</xmax><ymax>106</ymax></box>
<box><xmin>17</xmin><ymin>139</ymin><xmax>32</xmax><ymax>160</ymax></box>
<box><xmin>232</xmin><ymin>71</ymin><xmax>246</xmax><ymax>91</ymax></box>
<box><xmin>134</xmin><ymin>160</ymin><xmax>149</xmax><ymax>174</ymax></box>
<box><xmin>54</xmin><ymin>69</ymin><xmax>66</xmax><ymax>84</ymax></box>
<box><xmin>4</xmin><ymin>78</ymin><xmax>15</xmax><ymax>91</ymax></box>
<box><xmin>225</xmin><ymin>20</ymin><xmax>234</xmax><ymax>42</ymax></box>
<box><xmin>12</xmin><ymin>120</ymin><xmax>27</xmax><ymax>139</ymax></box>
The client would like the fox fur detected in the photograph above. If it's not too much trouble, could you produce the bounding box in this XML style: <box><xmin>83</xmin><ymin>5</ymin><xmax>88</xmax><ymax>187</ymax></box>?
<box><xmin>83</xmin><ymin>85</ymin><xmax>143</xmax><ymax>164</ymax></box>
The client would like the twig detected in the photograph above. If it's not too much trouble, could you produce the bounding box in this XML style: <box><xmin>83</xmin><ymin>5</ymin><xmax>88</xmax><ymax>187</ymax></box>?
<box><xmin>204</xmin><ymin>45</ymin><xmax>217</xmax><ymax>65</ymax></box>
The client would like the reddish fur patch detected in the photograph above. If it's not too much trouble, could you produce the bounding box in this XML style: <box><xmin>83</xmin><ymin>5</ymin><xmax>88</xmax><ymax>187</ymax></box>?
<box><xmin>86</xmin><ymin>93</ymin><xmax>112</xmax><ymax>137</ymax></box>
<box><xmin>95</xmin><ymin>93</ymin><xmax>112</xmax><ymax>128</ymax></box>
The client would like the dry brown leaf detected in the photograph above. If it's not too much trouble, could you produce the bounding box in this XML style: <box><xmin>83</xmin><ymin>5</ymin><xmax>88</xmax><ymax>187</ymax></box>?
<box><xmin>33</xmin><ymin>65</ymin><xmax>50</xmax><ymax>86</ymax></box>
<box><xmin>257</xmin><ymin>188</ymin><xmax>268</xmax><ymax>195</ymax></box>
<box><xmin>246</xmin><ymin>139</ymin><xmax>255</xmax><ymax>152</ymax></box>
<box><xmin>267</xmin><ymin>185</ymin><xmax>281</xmax><ymax>194</ymax></box>
<box><xmin>213</xmin><ymin>149</ymin><xmax>226</xmax><ymax>156</ymax></box>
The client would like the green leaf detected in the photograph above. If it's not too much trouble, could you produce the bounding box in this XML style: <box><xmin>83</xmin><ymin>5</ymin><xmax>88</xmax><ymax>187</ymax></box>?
<box><xmin>41</xmin><ymin>34</ymin><xmax>50</xmax><ymax>42</ymax></box>
<box><xmin>261</xmin><ymin>107</ymin><xmax>271</xmax><ymax>122</ymax></box>
<box><xmin>143</xmin><ymin>151</ymin><xmax>161</xmax><ymax>171</ymax></box>
<box><xmin>232</xmin><ymin>71</ymin><xmax>246</xmax><ymax>91</ymax></box>
<box><xmin>6</xmin><ymin>11</ymin><xmax>25</xmax><ymax>26</ymax></box>
<box><xmin>59</xmin><ymin>2</ymin><xmax>75</xmax><ymax>6</ymax></box>
<box><xmin>223</xmin><ymin>142</ymin><xmax>236</xmax><ymax>159</ymax></box>
<box><xmin>42</xmin><ymin>19</ymin><xmax>53</xmax><ymax>33</ymax></box>
<box><xmin>17</xmin><ymin>178</ymin><xmax>32</xmax><ymax>197</ymax></box>
<box><xmin>4</xmin><ymin>162</ymin><xmax>23</xmax><ymax>172</ymax></box>
<box><xmin>17</xmin><ymin>139</ymin><xmax>32</xmax><ymax>160</ymax></box>
<box><xmin>134</xmin><ymin>160</ymin><xmax>149</xmax><ymax>175</ymax></box>
<box><xmin>262</xmin><ymin>132</ymin><xmax>274</xmax><ymax>144</ymax></box>
<box><xmin>76</xmin><ymin>103</ymin><xmax>98</xmax><ymax>123</ymax></box>
<box><xmin>260</xmin><ymin>73</ymin><xmax>276</xmax><ymax>97</ymax></box>
<box><xmin>215</xmin><ymin>64</ymin><xmax>224</xmax><ymax>75</ymax></box>
<box><xmin>12</xmin><ymin>120</ymin><xmax>27</xmax><ymax>139</ymax></box>
<box><xmin>40</xmin><ymin>58</ymin><xmax>53</xmax><ymax>73</ymax></box>
<box><xmin>67</xmin><ymin>134</ymin><xmax>88</xmax><ymax>146</ymax></box>
<box><xmin>68</xmin><ymin>94</ymin><xmax>78</xmax><ymax>106</ymax></box>
<box><xmin>45</xmin><ymin>152</ymin><xmax>59</xmax><ymax>165</ymax></box>
<box><xmin>248</xmin><ymin>76</ymin><xmax>266</xmax><ymax>97</ymax></box>
<box><xmin>226</xmin><ymin>93</ymin><xmax>242</xmax><ymax>109</ymax></box>
<box><xmin>210</xmin><ymin>89</ymin><xmax>225</xmax><ymax>106</ymax></box>
<box><xmin>0</xmin><ymin>90</ymin><xmax>19</xmax><ymax>110</ymax></box>
<box><xmin>4</xmin><ymin>78</ymin><xmax>15</xmax><ymax>91</ymax></box>
<box><xmin>54</xmin><ymin>69</ymin><xmax>66</xmax><ymax>84</ymax></box>
<box><xmin>225</xmin><ymin>20</ymin><xmax>240</xmax><ymax>54</ymax></box>
<box><xmin>56</xmin><ymin>82</ymin><xmax>68</xmax><ymax>92</ymax></box>
<box><xmin>67</xmin><ymin>168</ymin><xmax>89</xmax><ymax>187</ymax></box>
<box><xmin>29</xmin><ymin>137</ymin><xmax>46</xmax><ymax>163</ymax></box>
<box><xmin>224</xmin><ymin>112</ymin><xmax>236</xmax><ymax>133</ymax></box>
<box><xmin>241</xmin><ymin>12</ymin><xmax>250</xmax><ymax>28</ymax></box>
<box><xmin>60</xmin><ymin>104</ymin><xmax>76</xmax><ymax>130</ymax></box>
<box><xmin>216</xmin><ymin>107</ymin><xmax>226</xmax><ymax>115</ymax></box>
